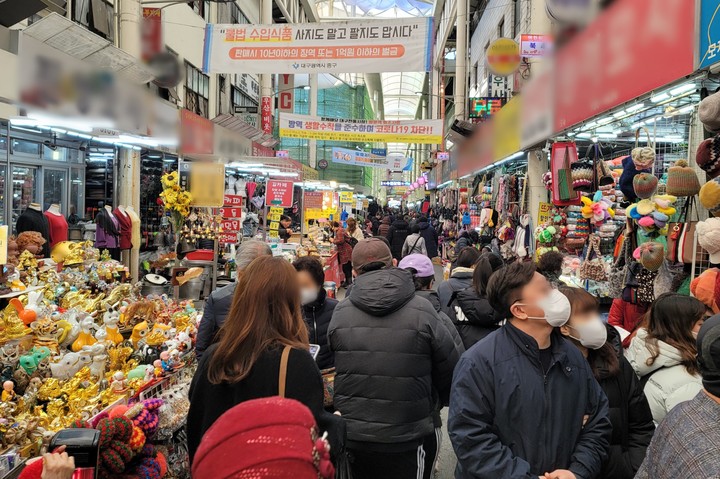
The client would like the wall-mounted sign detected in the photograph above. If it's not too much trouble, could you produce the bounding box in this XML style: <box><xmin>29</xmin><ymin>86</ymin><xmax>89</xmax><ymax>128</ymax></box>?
<box><xmin>699</xmin><ymin>0</ymin><xmax>720</xmax><ymax>69</ymax></box>
<box><xmin>267</xmin><ymin>180</ymin><xmax>294</xmax><ymax>207</ymax></box>
<box><xmin>278</xmin><ymin>74</ymin><xmax>294</xmax><ymax>113</ymax></box>
<box><xmin>486</xmin><ymin>38</ymin><xmax>521</xmax><ymax>76</ymax></box>
<box><xmin>234</xmin><ymin>105</ymin><xmax>259</xmax><ymax>114</ymax></box>
<box><xmin>381</xmin><ymin>180</ymin><xmax>410</xmax><ymax>187</ymax></box>
<box><xmin>488</xmin><ymin>75</ymin><xmax>510</xmax><ymax>98</ymax></box>
<box><xmin>339</xmin><ymin>191</ymin><xmax>354</xmax><ymax>203</ymax></box>
<box><xmin>219</xmin><ymin>207</ymin><xmax>244</xmax><ymax>218</ymax></box>
<box><xmin>520</xmin><ymin>34</ymin><xmax>553</xmax><ymax>58</ymax></box>
<box><xmin>178</xmin><ymin>161</ymin><xmax>225</xmax><ymax>207</ymax></box>
<box><xmin>436</xmin><ymin>151</ymin><xmax>450</xmax><ymax>161</ymax></box>
<box><xmin>223</xmin><ymin>194</ymin><xmax>244</xmax><ymax>206</ymax></box>
<box><xmin>276</xmin><ymin>150</ymin><xmax>290</xmax><ymax>158</ymax></box>
<box><xmin>261</xmin><ymin>96</ymin><xmax>273</xmax><ymax>134</ymax></box>
<box><xmin>141</xmin><ymin>8</ymin><xmax>163</xmax><ymax>62</ymax></box>
<box><xmin>318</xmin><ymin>159</ymin><xmax>329</xmax><ymax>169</ymax></box>
<box><xmin>468</xmin><ymin>97</ymin><xmax>506</xmax><ymax>120</ymax></box>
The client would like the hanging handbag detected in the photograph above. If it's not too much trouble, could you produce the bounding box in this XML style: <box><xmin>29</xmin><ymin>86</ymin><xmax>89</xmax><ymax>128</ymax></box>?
<box><xmin>551</xmin><ymin>142</ymin><xmax>581</xmax><ymax>206</ymax></box>
<box><xmin>579</xmin><ymin>235</ymin><xmax>608</xmax><ymax>282</ymax></box>
<box><xmin>321</xmin><ymin>367</ymin><xmax>336</xmax><ymax>408</ymax></box>
<box><xmin>632</xmin><ymin>127</ymin><xmax>656</xmax><ymax>170</ymax></box>
<box><xmin>608</xmin><ymin>235</ymin><xmax>629</xmax><ymax>299</ymax></box>
<box><xmin>667</xmin><ymin>197</ymin><xmax>702</xmax><ymax>264</ymax></box>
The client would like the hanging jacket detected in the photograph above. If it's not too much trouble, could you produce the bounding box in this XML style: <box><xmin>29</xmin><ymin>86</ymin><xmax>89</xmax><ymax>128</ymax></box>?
<box><xmin>449</xmin><ymin>324</ymin><xmax>611</xmax><ymax>478</ymax></box>
<box><xmin>301</xmin><ymin>288</ymin><xmax>338</xmax><ymax>371</ymax></box>
<box><xmin>418</xmin><ymin>220</ymin><xmax>439</xmax><ymax>258</ymax></box>
<box><xmin>446</xmin><ymin>287</ymin><xmax>504</xmax><ymax>350</ymax></box>
<box><xmin>437</xmin><ymin>268</ymin><xmax>474</xmax><ymax>315</ymax></box>
<box><xmin>386</xmin><ymin>219</ymin><xmax>410</xmax><ymax>260</ymax></box>
<box><xmin>328</xmin><ymin>268</ymin><xmax>461</xmax><ymax>449</ymax></box>
<box><xmin>625</xmin><ymin>327</ymin><xmax>703</xmax><ymax>423</ymax></box>
<box><xmin>592</xmin><ymin>325</ymin><xmax>655</xmax><ymax>479</ymax></box>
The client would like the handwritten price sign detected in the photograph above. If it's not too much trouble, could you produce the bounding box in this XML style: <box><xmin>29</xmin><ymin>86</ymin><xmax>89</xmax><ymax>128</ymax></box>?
<box><xmin>223</xmin><ymin>195</ymin><xmax>244</xmax><ymax>206</ymax></box>
<box><xmin>219</xmin><ymin>207</ymin><xmax>244</xmax><ymax>218</ymax></box>
<box><xmin>218</xmin><ymin>233</ymin><xmax>239</xmax><ymax>244</ymax></box>
<box><xmin>222</xmin><ymin>219</ymin><xmax>241</xmax><ymax>232</ymax></box>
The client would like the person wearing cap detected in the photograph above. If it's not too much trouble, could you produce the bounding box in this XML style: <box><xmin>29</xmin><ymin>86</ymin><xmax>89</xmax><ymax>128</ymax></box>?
<box><xmin>635</xmin><ymin>314</ymin><xmax>720</xmax><ymax>478</ymax></box>
<box><xmin>328</xmin><ymin>238</ymin><xmax>461</xmax><ymax>478</ymax></box>
<box><xmin>195</xmin><ymin>240</ymin><xmax>272</xmax><ymax>359</ymax></box>
<box><xmin>626</xmin><ymin>293</ymin><xmax>705</xmax><ymax>423</ymax></box>
<box><xmin>398</xmin><ymin>253</ymin><xmax>464</xmax><ymax>479</ymax></box>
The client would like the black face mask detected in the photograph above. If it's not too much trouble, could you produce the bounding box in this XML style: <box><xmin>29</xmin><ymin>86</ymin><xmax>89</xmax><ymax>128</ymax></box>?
<box><xmin>697</xmin><ymin>315</ymin><xmax>720</xmax><ymax>397</ymax></box>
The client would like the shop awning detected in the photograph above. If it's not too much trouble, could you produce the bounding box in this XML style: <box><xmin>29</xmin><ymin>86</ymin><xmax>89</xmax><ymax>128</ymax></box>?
<box><xmin>22</xmin><ymin>12</ymin><xmax>154</xmax><ymax>84</ymax></box>
<box><xmin>212</xmin><ymin>114</ymin><xmax>278</xmax><ymax>148</ymax></box>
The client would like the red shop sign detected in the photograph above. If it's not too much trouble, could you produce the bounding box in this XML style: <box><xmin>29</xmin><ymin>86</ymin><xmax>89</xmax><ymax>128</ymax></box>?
<box><xmin>219</xmin><ymin>207</ymin><xmax>244</xmax><ymax>218</ymax></box>
<box><xmin>141</xmin><ymin>8</ymin><xmax>163</xmax><ymax>62</ymax></box>
<box><xmin>223</xmin><ymin>194</ymin><xmax>244</xmax><ymax>206</ymax></box>
<box><xmin>180</xmin><ymin>109</ymin><xmax>214</xmax><ymax>155</ymax></box>
<box><xmin>554</xmin><ymin>0</ymin><xmax>695</xmax><ymax>132</ymax></box>
<box><xmin>261</xmin><ymin>97</ymin><xmax>273</xmax><ymax>135</ymax></box>
<box><xmin>218</xmin><ymin>233</ymin><xmax>239</xmax><ymax>244</ymax></box>
<box><xmin>304</xmin><ymin>191</ymin><xmax>323</xmax><ymax>209</ymax></box>
<box><xmin>267</xmin><ymin>180</ymin><xmax>294</xmax><ymax>207</ymax></box>
<box><xmin>221</xmin><ymin>219</ymin><xmax>242</xmax><ymax>232</ymax></box>
<box><xmin>252</xmin><ymin>142</ymin><xmax>275</xmax><ymax>157</ymax></box>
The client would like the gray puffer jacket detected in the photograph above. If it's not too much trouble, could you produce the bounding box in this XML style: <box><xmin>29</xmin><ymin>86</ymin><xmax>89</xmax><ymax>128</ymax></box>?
<box><xmin>328</xmin><ymin>268</ymin><xmax>461</xmax><ymax>448</ymax></box>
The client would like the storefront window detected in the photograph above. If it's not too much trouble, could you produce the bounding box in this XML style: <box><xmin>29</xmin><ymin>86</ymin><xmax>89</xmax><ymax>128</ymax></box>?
<box><xmin>11</xmin><ymin>139</ymin><xmax>40</xmax><ymax>156</ymax></box>
<box><xmin>70</xmin><ymin>168</ymin><xmax>84</xmax><ymax>220</ymax></box>
<box><xmin>42</xmin><ymin>145</ymin><xmax>68</xmax><ymax>162</ymax></box>
<box><xmin>11</xmin><ymin>165</ymin><xmax>38</xmax><ymax>229</ymax></box>
<box><xmin>43</xmin><ymin>169</ymin><xmax>67</xmax><ymax>212</ymax></box>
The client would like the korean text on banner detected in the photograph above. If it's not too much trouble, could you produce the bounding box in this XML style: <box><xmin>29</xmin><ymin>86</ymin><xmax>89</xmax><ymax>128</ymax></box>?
<box><xmin>339</xmin><ymin>191</ymin><xmax>354</xmax><ymax>203</ymax></box>
<box><xmin>554</xmin><ymin>0</ymin><xmax>695</xmax><ymax>131</ymax></box>
<box><xmin>304</xmin><ymin>191</ymin><xmax>323</xmax><ymax>209</ymax></box>
<box><xmin>281</xmin><ymin>113</ymin><xmax>442</xmax><ymax>144</ymax></box>
<box><xmin>203</xmin><ymin>18</ymin><xmax>433</xmax><ymax>74</ymax></box>
<box><xmin>331</xmin><ymin>147</ymin><xmax>406</xmax><ymax>169</ymax></box>
<box><xmin>538</xmin><ymin>202</ymin><xmax>552</xmax><ymax>225</ymax></box>
<box><xmin>267</xmin><ymin>181</ymin><xmax>294</xmax><ymax>207</ymax></box>
<box><xmin>179</xmin><ymin>161</ymin><xmax>226</xmax><ymax>207</ymax></box>
<box><xmin>699</xmin><ymin>0</ymin><xmax>720</xmax><ymax>70</ymax></box>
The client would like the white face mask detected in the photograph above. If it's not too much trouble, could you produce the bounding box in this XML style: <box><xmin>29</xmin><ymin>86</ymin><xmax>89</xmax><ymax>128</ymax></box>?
<box><xmin>300</xmin><ymin>288</ymin><xmax>319</xmax><ymax>306</ymax></box>
<box><xmin>567</xmin><ymin>316</ymin><xmax>607</xmax><ymax>349</ymax></box>
<box><xmin>518</xmin><ymin>289</ymin><xmax>572</xmax><ymax>327</ymax></box>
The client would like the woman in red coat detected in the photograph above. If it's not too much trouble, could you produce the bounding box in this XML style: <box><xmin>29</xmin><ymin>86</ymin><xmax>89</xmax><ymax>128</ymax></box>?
<box><xmin>332</xmin><ymin>221</ymin><xmax>354</xmax><ymax>288</ymax></box>
<box><xmin>608</xmin><ymin>298</ymin><xmax>648</xmax><ymax>348</ymax></box>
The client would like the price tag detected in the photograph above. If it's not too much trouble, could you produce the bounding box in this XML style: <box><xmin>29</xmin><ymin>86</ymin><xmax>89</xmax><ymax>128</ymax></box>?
<box><xmin>269</xmin><ymin>230</ymin><xmax>279</xmax><ymax>239</ymax></box>
<box><xmin>223</xmin><ymin>194</ymin><xmax>244</xmax><ymax>206</ymax></box>
<box><xmin>219</xmin><ymin>207</ymin><xmax>243</xmax><ymax>218</ymax></box>
<box><xmin>270</xmin><ymin>221</ymin><xmax>280</xmax><ymax>230</ymax></box>
<box><xmin>221</xmin><ymin>219</ymin><xmax>241</xmax><ymax>232</ymax></box>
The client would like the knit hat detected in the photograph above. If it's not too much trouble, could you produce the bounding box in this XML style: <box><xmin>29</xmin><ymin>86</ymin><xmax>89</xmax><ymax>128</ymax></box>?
<box><xmin>666</xmin><ymin>160</ymin><xmax>701</xmax><ymax>197</ymax></box>
<box><xmin>619</xmin><ymin>155</ymin><xmax>651</xmax><ymax>203</ymax></box>
<box><xmin>352</xmin><ymin>237</ymin><xmax>393</xmax><ymax>272</ymax></box>
<box><xmin>697</xmin><ymin>218</ymin><xmax>720</xmax><ymax>264</ymax></box>
<box><xmin>700</xmin><ymin>177</ymin><xmax>720</xmax><ymax>217</ymax></box>
<box><xmin>696</xmin><ymin>314</ymin><xmax>720</xmax><ymax>398</ymax></box>
<box><xmin>571</xmin><ymin>161</ymin><xmax>593</xmax><ymax>191</ymax></box>
<box><xmin>192</xmin><ymin>397</ymin><xmax>334</xmax><ymax>479</ymax></box>
<box><xmin>690</xmin><ymin>268</ymin><xmax>720</xmax><ymax>314</ymax></box>
<box><xmin>633</xmin><ymin>173</ymin><xmax>659</xmax><ymax>199</ymax></box>
<box><xmin>398</xmin><ymin>254</ymin><xmax>434</xmax><ymax>278</ymax></box>
<box><xmin>699</xmin><ymin>90</ymin><xmax>720</xmax><ymax>134</ymax></box>
<box><xmin>696</xmin><ymin>136</ymin><xmax>720</xmax><ymax>179</ymax></box>
<box><xmin>633</xmin><ymin>242</ymin><xmax>665</xmax><ymax>272</ymax></box>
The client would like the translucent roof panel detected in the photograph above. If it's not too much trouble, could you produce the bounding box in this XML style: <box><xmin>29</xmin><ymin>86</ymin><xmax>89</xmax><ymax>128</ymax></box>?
<box><xmin>381</xmin><ymin>71</ymin><xmax>425</xmax><ymax>128</ymax></box>
<box><xmin>316</xmin><ymin>0</ymin><xmax>433</xmax><ymax>18</ymax></box>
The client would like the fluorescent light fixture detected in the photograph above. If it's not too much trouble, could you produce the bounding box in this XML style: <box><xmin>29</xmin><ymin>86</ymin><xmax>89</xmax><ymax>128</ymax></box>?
<box><xmin>631</xmin><ymin>121</ymin><xmax>646</xmax><ymax>129</ymax></box>
<box><xmin>598</xmin><ymin>133</ymin><xmax>617</xmax><ymax>139</ymax></box>
<box><xmin>592</xmin><ymin>136</ymin><xmax>598</xmax><ymax>143</ymax></box>
<box><xmin>50</xmin><ymin>128</ymin><xmax>66</xmax><ymax>134</ymax></box>
<box><xmin>625</xmin><ymin>103</ymin><xmax>645</xmax><ymax>113</ymax></box>
<box><xmin>612</xmin><ymin>110</ymin><xmax>627</xmax><ymax>119</ymax></box>
<box><xmin>459</xmin><ymin>174</ymin><xmax>472</xmax><ymax>179</ymax></box>
<box><xmin>270</xmin><ymin>172</ymin><xmax>299</xmax><ymax>177</ymax></box>
<box><xmin>677</xmin><ymin>104</ymin><xmax>695</xmax><ymax>114</ymax></box>
<box><xmin>651</xmin><ymin>92</ymin><xmax>670</xmax><ymax>103</ymax></box>
<box><xmin>329</xmin><ymin>181</ymin><xmax>338</xmax><ymax>188</ymax></box>
<box><xmin>596</xmin><ymin>116</ymin><xmax>613</xmax><ymax>126</ymax></box>
<box><xmin>10</xmin><ymin>118</ymin><xmax>39</xmax><ymax>127</ymax></box>
<box><xmin>670</xmin><ymin>83</ymin><xmax>695</xmax><ymax>96</ymax></box>
<box><xmin>585</xmin><ymin>121</ymin><xmax>598</xmax><ymax>129</ymax></box>
<box><xmin>576</xmin><ymin>133</ymin><xmax>592</xmax><ymax>139</ymax></box>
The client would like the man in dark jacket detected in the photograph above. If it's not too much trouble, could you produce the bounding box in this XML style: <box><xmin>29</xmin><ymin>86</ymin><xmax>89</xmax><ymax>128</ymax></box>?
<box><xmin>386</xmin><ymin>216</ymin><xmax>410</xmax><ymax>260</ymax></box>
<box><xmin>293</xmin><ymin>256</ymin><xmax>338</xmax><ymax>371</ymax></box>
<box><xmin>417</xmin><ymin>216</ymin><xmax>439</xmax><ymax>258</ymax></box>
<box><xmin>195</xmin><ymin>240</ymin><xmax>272</xmax><ymax>358</ymax></box>
<box><xmin>446</xmin><ymin>287</ymin><xmax>504</xmax><ymax>350</ymax></box>
<box><xmin>449</xmin><ymin>262</ymin><xmax>611</xmax><ymax>479</ymax></box>
<box><xmin>329</xmin><ymin>238</ymin><xmax>461</xmax><ymax>479</ymax></box>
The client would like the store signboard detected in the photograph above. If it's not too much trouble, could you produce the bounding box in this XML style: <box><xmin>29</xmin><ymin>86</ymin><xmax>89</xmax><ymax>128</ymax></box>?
<box><xmin>219</xmin><ymin>207</ymin><xmax>243</xmax><ymax>218</ymax></box>
<box><xmin>554</xmin><ymin>0</ymin><xmax>695</xmax><ymax>131</ymax></box>
<box><xmin>304</xmin><ymin>191</ymin><xmax>323</xmax><ymax>209</ymax></box>
<box><xmin>141</xmin><ymin>8</ymin><xmax>163</xmax><ymax>62</ymax></box>
<box><xmin>486</xmin><ymin>38</ymin><xmax>521</xmax><ymax>76</ymax></box>
<box><xmin>699</xmin><ymin>0</ymin><xmax>720</xmax><ymax>70</ymax></box>
<box><xmin>261</xmin><ymin>96</ymin><xmax>273</xmax><ymax>134</ymax></box>
<box><xmin>276</xmin><ymin>150</ymin><xmax>290</xmax><ymax>158</ymax></box>
<box><xmin>339</xmin><ymin>191</ymin><xmax>354</xmax><ymax>203</ymax></box>
<box><xmin>214</xmin><ymin>123</ymin><xmax>252</xmax><ymax>158</ymax></box>
<box><xmin>331</xmin><ymin>147</ymin><xmax>404</xmax><ymax>169</ymax></box>
<box><xmin>224</xmin><ymin>194</ymin><xmax>244</xmax><ymax>206</ymax></box>
<box><xmin>278</xmin><ymin>74</ymin><xmax>295</xmax><ymax>113</ymax></box>
<box><xmin>218</xmin><ymin>233</ymin><xmax>239</xmax><ymax>244</ymax></box>
<box><xmin>180</xmin><ymin>110</ymin><xmax>214</xmax><ymax>156</ymax></box>
<box><xmin>488</xmin><ymin>75</ymin><xmax>510</xmax><ymax>99</ymax></box>
<box><xmin>179</xmin><ymin>161</ymin><xmax>226</xmax><ymax>207</ymax></box>
<box><xmin>203</xmin><ymin>18</ymin><xmax>433</xmax><ymax>74</ymax></box>
<box><xmin>252</xmin><ymin>142</ymin><xmax>275</xmax><ymax>157</ymax></box>
<box><xmin>437</xmin><ymin>151</ymin><xmax>450</xmax><ymax>161</ymax></box>
<box><xmin>520</xmin><ymin>68</ymin><xmax>554</xmax><ymax>149</ymax></box>
<box><xmin>538</xmin><ymin>202</ymin><xmax>552</xmax><ymax>225</ymax></box>
<box><xmin>492</xmin><ymin>96</ymin><xmax>521</xmax><ymax>162</ymax></box>
<box><xmin>468</xmin><ymin>97</ymin><xmax>505</xmax><ymax>120</ymax></box>
<box><xmin>520</xmin><ymin>34</ymin><xmax>553</xmax><ymax>58</ymax></box>
<box><xmin>222</xmin><ymin>219</ymin><xmax>242</xmax><ymax>232</ymax></box>
<box><xmin>381</xmin><ymin>180</ymin><xmax>410</xmax><ymax>187</ymax></box>
<box><xmin>267</xmin><ymin>180</ymin><xmax>294</xmax><ymax>207</ymax></box>
<box><xmin>282</xmin><ymin>114</ymin><xmax>442</xmax><ymax>144</ymax></box>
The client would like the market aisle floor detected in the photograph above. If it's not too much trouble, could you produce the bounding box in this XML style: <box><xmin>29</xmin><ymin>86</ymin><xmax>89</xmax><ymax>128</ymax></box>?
<box><xmin>338</xmin><ymin>264</ymin><xmax>457</xmax><ymax>477</ymax></box>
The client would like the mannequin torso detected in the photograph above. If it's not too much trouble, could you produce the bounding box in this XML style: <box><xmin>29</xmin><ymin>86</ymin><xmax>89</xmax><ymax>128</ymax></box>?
<box><xmin>45</xmin><ymin>204</ymin><xmax>68</xmax><ymax>248</ymax></box>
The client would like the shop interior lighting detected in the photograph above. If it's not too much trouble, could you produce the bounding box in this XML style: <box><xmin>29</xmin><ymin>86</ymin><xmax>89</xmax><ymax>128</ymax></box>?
<box><xmin>651</xmin><ymin>92</ymin><xmax>670</xmax><ymax>103</ymax></box>
<box><xmin>50</xmin><ymin>128</ymin><xmax>67</xmax><ymax>134</ymax></box>
<box><xmin>612</xmin><ymin>110</ymin><xmax>627</xmax><ymax>119</ymax></box>
<box><xmin>625</xmin><ymin>103</ymin><xmax>645</xmax><ymax>113</ymax></box>
<box><xmin>676</xmin><ymin>104</ymin><xmax>695</xmax><ymax>115</ymax></box>
<box><xmin>670</xmin><ymin>83</ymin><xmax>696</xmax><ymax>96</ymax></box>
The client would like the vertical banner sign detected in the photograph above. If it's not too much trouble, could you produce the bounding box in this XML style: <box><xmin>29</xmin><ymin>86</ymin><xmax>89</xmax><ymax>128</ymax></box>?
<box><xmin>279</xmin><ymin>74</ymin><xmax>294</xmax><ymax>113</ymax></box>
<box><xmin>537</xmin><ymin>202</ymin><xmax>552</xmax><ymax>225</ymax></box>
<box><xmin>267</xmin><ymin>181</ymin><xmax>294</xmax><ymax>207</ymax></box>
<box><xmin>261</xmin><ymin>96</ymin><xmax>273</xmax><ymax>134</ymax></box>
<box><xmin>268</xmin><ymin>206</ymin><xmax>284</xmax><ymax>239</ymax></box>
<box><xmin>141</xmin><ymin>8</ymin><xmax>163</xmax><ymax>62</ymax></box>
<box><xmin>179</xmin><ymin>161</ymin><xmax>226</xmax><ymax>207</ymax></box>
<box><xmin>202</xmin><ymin>18</ymin><xmax>434</xmax><ymax>74</ymax></box>
<box><xmin>0</xmin><ymin>225</ymin><xmax>7</xmax><ymax>264</ymax></box>
<box><xmin>699</xmin><ymin>0</ymin><xmax>720</xmax><ymax>69</ymax></box>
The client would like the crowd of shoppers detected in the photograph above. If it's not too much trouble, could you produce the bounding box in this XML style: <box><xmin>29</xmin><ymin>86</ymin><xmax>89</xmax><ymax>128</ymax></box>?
<box><xmin>187</xmin><ymin>220</ymin><xmax>720</xmax><ymax>479</ymax></box>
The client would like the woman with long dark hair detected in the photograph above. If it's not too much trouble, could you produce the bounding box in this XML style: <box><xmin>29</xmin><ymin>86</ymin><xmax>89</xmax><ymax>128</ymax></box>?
<box><xmin>187</xmin><ymin>256</ymin><xmax>328</xmax><ymax>463</ymax></box>
<box><xmin>626</xmin><ymin>292</ymin><xmax>705</xmax><ymax>423</ymax></box>
<box><xmin>559</xmin><ymin>287</ymin><xmax>654</xmax><ymax>478</ymax></box>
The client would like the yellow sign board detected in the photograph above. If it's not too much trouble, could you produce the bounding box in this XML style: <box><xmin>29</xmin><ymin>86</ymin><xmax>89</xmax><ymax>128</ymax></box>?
<box><xmin>538</xmin><ymin>202</ymin><xmax>552</xmax><ymax>225</ymax></box>
<box><xmin>268</xmin><ymin>230</ymin><xmax>279</xmax><ymax>239</ymax></box>
<box><xmin>270</xmin><ymin>221</ymin><xmax>280</xmax><ymax>230</ymax></box>
<box><xmin>0</xmin><ymin>226</ymin><xmax>7</xmax><ymax>264</ymax></box>
<box><xmin>305</xmin><ymin>208</ymin><xmax>324</xmax><ymax>220</ymax></box>
<box><xmin>492</xmin><ymin>96</ymin><xmax>521</xmax><ymax>162</ymax></box>
<box><xmin>187</xmin><ymin>162</ymin><xmax>225</xmax><ymax>207</ymax></box>
<box><xmin>486</xmin><ymin>38</ymin><xmax>521</xmax><ymax>76</ymax></box>
<box><xmin>339</xmin><ymin>191</ymin><xmax>354</xmax><ymax>203</ymax></box>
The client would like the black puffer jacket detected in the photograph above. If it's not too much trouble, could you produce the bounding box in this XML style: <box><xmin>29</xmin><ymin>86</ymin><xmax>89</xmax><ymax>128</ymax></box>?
<box><xmin>301</xmin><ymin>288</ymin><xmax>338</xmax><ymax>371</ymax></box>
<box><xmin>415</xmin><ymin>290</ymin><xmax>465</xmax><ymax>355</ymax></box>
<box><xmin>418</xmin><ymin>220</ymin><xmax>439</xmax><ymax>258</ymax></box>
<box><xmin>328</xmin><ymin>268</ymin><xmax>461</xmax><ymax>448</ymax></box>
<box><xmin>592</xmin><ymin>325</ymin><xmax>655</xmax><ymax>478</ymax></box>
<box><xmin>446</xmin><ymin>287</ymin><xmax>503</xmax><ymax>350</ymax></box>
<box><xmin>387</xmin><ymin>219</ymin><xmax>410</xmax><ymax>260</ymax></box>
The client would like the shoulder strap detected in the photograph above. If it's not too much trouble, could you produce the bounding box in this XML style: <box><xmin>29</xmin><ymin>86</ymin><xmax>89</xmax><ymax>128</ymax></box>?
<box><xmin>278</xmin><ymin>345</ymin><xmax>291</xmax><ymax>397</ymax></box>
<box><xmin>411</xmin><ymin>235</ymin><xmax>422</xmax><ymax>252</ymax></box>
<box><xmin>639</xmin><ymin>366</ymin><xmax>662</xmax><ymax>390</ymax></box>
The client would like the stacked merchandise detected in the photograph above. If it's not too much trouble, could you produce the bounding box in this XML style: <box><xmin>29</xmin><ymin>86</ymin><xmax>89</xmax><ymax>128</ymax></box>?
<box><xmin>0</xmin><ymin>237</ymin><xmax>199</xmax><ymax>478</ymax></box>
